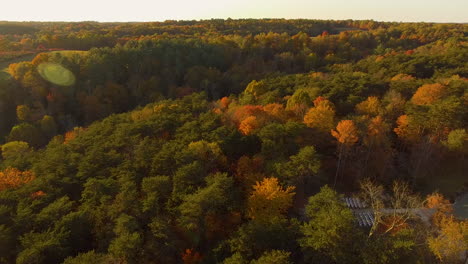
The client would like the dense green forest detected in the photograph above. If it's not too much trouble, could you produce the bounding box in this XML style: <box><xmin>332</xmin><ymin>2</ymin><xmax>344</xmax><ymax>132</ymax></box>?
<box><xmin>0</xmin><ymin>19</ymin><xmax>467</xmax><ymax>264</ymax></box>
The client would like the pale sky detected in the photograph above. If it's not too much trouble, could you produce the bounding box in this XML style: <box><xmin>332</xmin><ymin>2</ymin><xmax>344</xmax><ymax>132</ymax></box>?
<box><xmin>1</xmin><ymin>0</ymin><xmax>466</xmax><ymax>23</ymax></box>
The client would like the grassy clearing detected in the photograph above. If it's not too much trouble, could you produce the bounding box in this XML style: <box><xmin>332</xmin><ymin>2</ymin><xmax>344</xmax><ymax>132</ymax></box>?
<box><xmin>0</xmin><ymin>52</ymin><xmax>37</xmax><ymax>80</ymax></box>
<box><xmin>48</xmin><ymin>50</ymin><xmax>89</xmax><ymax>57</ymax></box>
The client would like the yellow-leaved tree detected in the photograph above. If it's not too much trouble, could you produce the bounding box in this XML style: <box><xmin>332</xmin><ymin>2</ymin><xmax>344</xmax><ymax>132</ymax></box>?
<box><xmin>247</xmin><ymin>177</ymin><xmax>295</xmax><ymax>221</ymax></box>
<box><xmin>428</xmin><ymin>216</ymin><xmax>468</xmax><ymax>263</ymax></box>
<box><xmin>355</xmin><ymin>96</ymin><xmax>381</xmax><ymax>116</ymax></box>
<box><xmin>303</xmin><ymin>98</ymin><xmax>335</xmax><ymax>134</ymax></box>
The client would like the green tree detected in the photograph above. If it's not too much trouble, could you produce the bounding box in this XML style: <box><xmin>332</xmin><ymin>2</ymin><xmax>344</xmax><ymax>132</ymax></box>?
<box><xmin>35</xmin><ymin>196</ymin><xmax>74</xmax><ymax>229</ymax></box>
<box><xmin>251</xmin><ymin>250</ymin><xmax>292</xmax><ymax>264</ymax></box>
<box><xmin>443</xmin><ymin>129</ymin><xmax>467</xmax><ymax>152</ymax></box>
<box><xmin>62</xmin><ymin>251</ymin><xmax>115</xmax><ymax>264</ymax></box>
<box><xmin>275</xmin><ymin>146</ymin><xmax>321</xmax><ymax>186</ymax></box>
<box><xmin>1</xmin><ymin>141</ymin><xmax>32</xmax><ymax>169</ymax></box>
<box><xmin>245</xmin><ymin>80</ymin><xmax>268</xmax><ymax>99</ymax></box>
<box><xmin>141</xmin><ymin>175</ymin><xmax>171</xmax><ymax>215</ymax></box>
<box><xmin>16</xmin><ymin>230</ymin><xmax>69</xmax><ymax>264</ymax></box>
<box><xmin>0</xmin><ymin>225</ymin><xmax>14</xmax><ymax>263</ymax></box>
<box><xmin>223</xmin><ymin>253</ymin><xmax>247</xmax><ymax>264</ymax></box>
<box><xmin>39</xmin><ymin>115</ymin><xmax>58</xmax><ymax>139</ymax></box>
<box><xmin>1</xmin><ymin>141</ymin><xmax>30</xmax><ymax>160</ymax></box>
<box><xmin>178</xmin><ymin>173</ymin><xmax>236</xmax><ymax>245</ymax></box>
<box><xmin>108</xmin><ymin>214</ymin><xmax>143</xmax><ymax>263</ymax></box>
<box><xmin>7</xmin><ymin>123</ymin><xmax>44</xmax><ymax>148</ymax></box>
<box><xmin>286</xmin><ymin>89</ymin><xmax>313</xmax><ymax>118</ymax></box>
<box><xmin>16</xmin><ymin>105</ymin><xmax>33</xmax><ymax>122</ymax></box>
<box><xmin>300</xmin><ymin>185</ymin><xmax>357</xmax><ymax>263</ymax></box>
<box><xmin>228</xmin><ymin>218</ymin><xmax>300</xmax><ymax>261</ymax></box>
<box><xmin>360</xmin><ymin>228</ymin><xmax>419</xmax><ymax>264</ymax></box>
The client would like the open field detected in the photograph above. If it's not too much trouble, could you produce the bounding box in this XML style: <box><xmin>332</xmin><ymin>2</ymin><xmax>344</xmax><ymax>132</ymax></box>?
<box><xmin>48</xmin><ymin>50</ymin><xmax>89</xmax><ymax>57</ymax></box>
<box><xmin>0</xmin><ymin>52</ymin><xmax>37</xmax><ymax>80</ymax></box>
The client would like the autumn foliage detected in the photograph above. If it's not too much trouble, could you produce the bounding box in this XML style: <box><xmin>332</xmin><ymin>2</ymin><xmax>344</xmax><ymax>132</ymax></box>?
<box><xmin>0</xmin><ymin>19</ymin><xmax>466</xmax><ymax>264</ymax></box>
<box><xmin>0</xmin><ymin>167</ymin><xmax>35</xmax><ymax>191</ymax></box>
<box><xmin>219</xmin><ymin>96</ymin><xmax>231</xmax><ymax>109</ymax></box>
<box><xmin>304</xmin><ymin>98</ymin><xmax>335</xmax><ymax>133</ymax></box>
<box><xmin>425</xmin><ymin>192</ymin><xmax>454</xmax><ymax>226</ymax></box>
<box><xmin>355</xmin><ymin>96</ymin><xmax>381</xmax><ymax>116</ymax></box>
<box><xmin>428</xmin><ymin>216</ymin><xmax>468</xmax><ymax>263</ymax></box>
<box><xmin>181</xmin><ymin>248</ymin><xmax>202</xmax><ymax>264</ymax></box>
<box><xmin>64</xmin><ymin>127</ymin><xmax>86</xmax><ymax>144</ymax></box>
<box><xmin>263</xmin><ymin>103</ymin><xmax>288</xmax><ymax>121</ymax></box>
<box><xmin>31</xmin><ymin>190</ymin><xmax>46</xmax><ymax>198</ymax></box>
<box><xmin>394</xmin><ymin>115</ymin><xmax>419</xmax><ymax>143</ymax></box>
<box><xmin>411</xmin><ymin>83</ymin><xmax>446</xmax><ymax>105</ymax></box>
<box><xmin>391</xmin><ymin>73</ymin><xmax>415</xmax><ymax>81</ymax></box>
<box><xmin>226</xmin><ymin>103</ymin><xmax>291</xmax><ymax>135</ymax></box>
<box><xmin>365</xmin><ymin>116</ymin><xmax>389</xmax><ymax>146</ymax></box>
<box><xmin>247</xmin><ymin>177</ymin><xmax>295</xmax><ymax>221</ymax></box>
<box><xmin>331</xmin><ymin>120</ymin><xmax>359</xmax><ymax>146</ymax></box>
<box><xmin>239</xmin><ymin>116</ymin><xmax>260</xmax><ymax>135</ymax></box>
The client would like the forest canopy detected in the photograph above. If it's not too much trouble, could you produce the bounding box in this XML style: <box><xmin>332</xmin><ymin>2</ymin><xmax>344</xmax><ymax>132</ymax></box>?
<box><xmin>0</xmin><ymin>19</ymin><xmax>467</xmax><ymax>264</ymax></box>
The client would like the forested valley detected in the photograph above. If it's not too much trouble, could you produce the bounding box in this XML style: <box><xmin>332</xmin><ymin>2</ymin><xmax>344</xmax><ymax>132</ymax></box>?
<box><xmin>0</xmin><ymin>19</ymin><xmax>467</xmax><ymax>264</ymax></box>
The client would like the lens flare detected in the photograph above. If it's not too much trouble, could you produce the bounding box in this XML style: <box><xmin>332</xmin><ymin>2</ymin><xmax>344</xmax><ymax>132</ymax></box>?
<box><xmin>37</xmin><ymin>63</ymin><xmax>75</xmax><ymax>86</ymax></box>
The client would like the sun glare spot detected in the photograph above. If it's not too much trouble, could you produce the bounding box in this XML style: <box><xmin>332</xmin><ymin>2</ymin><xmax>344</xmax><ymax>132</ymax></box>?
<box><xmin>37</xmin><ymin>63</ymin><xmax>75</xmax><ymax>86</ymax></box>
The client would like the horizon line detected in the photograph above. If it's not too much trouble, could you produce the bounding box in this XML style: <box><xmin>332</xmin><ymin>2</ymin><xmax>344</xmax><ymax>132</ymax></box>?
<box><xmin>1</xmin><ymin>18</ymin><xmax>467</xmax><ymax>24</ymax></box>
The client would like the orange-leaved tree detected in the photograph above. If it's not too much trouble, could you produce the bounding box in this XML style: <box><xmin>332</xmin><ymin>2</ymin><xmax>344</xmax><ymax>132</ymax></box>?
<box><xmin>425</xmin><ymin>192</ymin><xmax>453</xmax><ymax>226</ymax></box>
<box><xmin>239</xmin><ymin>116</ymin><xmax>260</xmax><ymax>135</ymax></box>
<box><xmin>411</xmin><ymin>83</ymin><xmax>446</xmax><ymax>105</ymax></box>
<box><xmin>0</xmin><ymin>168</ymin><xmax>35</xmax><ymax>191</ymax></box>
<box><xmin>263</xmin><ymin>103</ymin><xmax>288</xmax><ymax>122</ymax></box>
<box><xmin>362</xmin><ymin>116</ymin><xmax>392</xmax><ymax>178</ymax></box>
<box><xmin>394</xmin><ymin>115</ymin><xmax>420</xmax><ymax>145</ymax></box>
<box><xmin>332</xmin><ymin>120</ymin><xmax>359</xmax><ymax>146</ymax></box>
<box><xmin>331</xmin><ymin>120</ymin><xmax>359</xmax><ymax>186</ymax></box>
<box><xmin>181</xmin><ymin>248</ymin><xmax>202</xmax><ymax>264</ymax></box>
<box><xmin>64</xmin><ymin>127</ymin><xmax>86</xmax><ymax>144</ymax></box>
